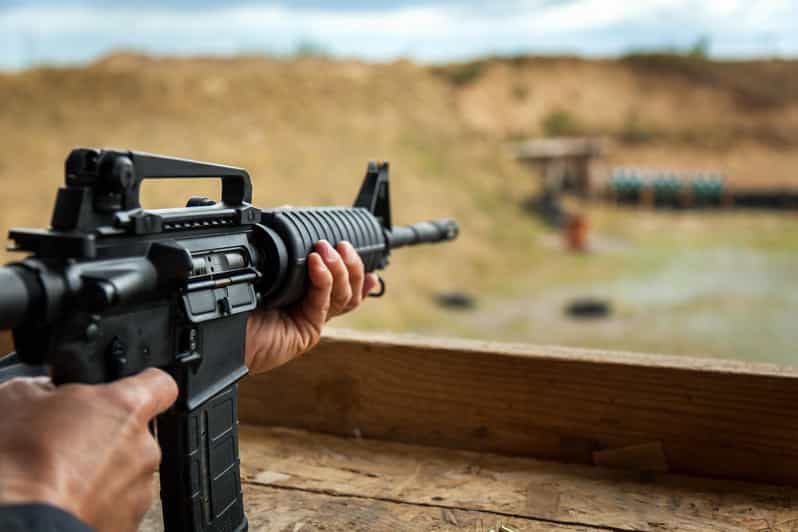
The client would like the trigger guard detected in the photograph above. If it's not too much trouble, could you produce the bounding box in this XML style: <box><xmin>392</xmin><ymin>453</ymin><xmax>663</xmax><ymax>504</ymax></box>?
<box><xmin>368</xmin><ymin>275</ymin><xmax>386</xmax><ymax>298</ymax></box>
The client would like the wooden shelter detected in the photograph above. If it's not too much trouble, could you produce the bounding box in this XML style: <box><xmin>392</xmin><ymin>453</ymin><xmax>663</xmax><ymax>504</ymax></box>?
<box><xmin>514</xmin><ymin>137</ymin><xmax>604</xmax><ymax>196</ymax></box>
<box><xmin>141</xmin><ymin>330</ymin><xmax>798</xmax><ymax>531</ymax></box>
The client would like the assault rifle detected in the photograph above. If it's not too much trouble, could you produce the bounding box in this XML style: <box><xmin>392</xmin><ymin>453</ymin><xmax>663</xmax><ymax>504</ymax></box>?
<box><xmin>0</xmin><ymin>148</ymin><xmax>458</xmax><ymax>532</ymax></box>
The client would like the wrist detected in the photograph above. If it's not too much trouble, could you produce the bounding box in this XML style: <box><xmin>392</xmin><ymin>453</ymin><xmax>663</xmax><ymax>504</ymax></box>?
<box><xmin>0</xmin><ymin>466</ymin><xmax>78</xmax><ymax>518</ymax></box>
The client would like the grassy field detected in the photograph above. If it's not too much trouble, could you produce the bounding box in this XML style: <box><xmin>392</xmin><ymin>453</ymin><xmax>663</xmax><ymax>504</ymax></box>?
<box><xmin>427</xmin><ymin>207</ymin><xmax>798</xmax><ymax>364</ymax></box>
<box><xmin>1</xmin><ymin>53</ymin><xmax>796</xmax><ymax>364</ymax></box>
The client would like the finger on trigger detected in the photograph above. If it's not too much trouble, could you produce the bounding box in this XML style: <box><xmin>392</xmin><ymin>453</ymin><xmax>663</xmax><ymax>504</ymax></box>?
<box><xmin>338</xmin><ymin>241</ymin><xmax>364</xmax><ymax>310</ymax></box>
<box><xmin>363</xmin><ymin>273</ymin><xmax>380</xmax><ymax>298</ymax></box>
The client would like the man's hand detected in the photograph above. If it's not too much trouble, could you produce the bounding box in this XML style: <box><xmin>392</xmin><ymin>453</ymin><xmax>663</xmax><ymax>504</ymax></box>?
<box><xmin>0</xmin><ymin>369</ymin><xmax>178</xmax><ymax>532</ymax></box>
<box><xmin>245</xmin><ymin>240</ymin><xmax>379</xmax><ymax>374</ymax></box>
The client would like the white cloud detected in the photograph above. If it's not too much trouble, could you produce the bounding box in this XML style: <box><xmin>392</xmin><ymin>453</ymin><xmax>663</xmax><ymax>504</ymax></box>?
<box><xmin>1</xmin><ymin>0</ymin><xmax>796</xmax><ymax>69</ymax></box>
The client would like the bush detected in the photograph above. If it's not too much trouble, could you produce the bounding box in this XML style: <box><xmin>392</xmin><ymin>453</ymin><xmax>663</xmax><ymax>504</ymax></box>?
<box><xmin>292</xmin><ymin>39</ymin><xmax>329</xmax><ymax>59</ymax></box>
<box><xmin>437</xmin><ymin>61</ymin><xmax>486</xmax><ymax>86</ymax></box>
<box><xmin>541</xmin><ymin>110</ymin><xmax>582</xmax><ymax>137</ymax></box>
<box><xmin>619</xmin><ymin>112</ymin><xmax>657</xmax><ymax>144</ymax></box>
<box><xmin>687</xmin><ymin>36</ymin><xmax>711</xmax><ymax>60</ymax></box>
<box><xmin>622</xmin><ymin>47</ymin><xmax>797</xmax><ymax>111</ymax></box>
<box><xmin>623</xmin><ymin>35</ymin><xmax>711</xmax><ymax>62</ymax></box>
<box><xmin>511</xmin><ymin>83</ymin><xmax>529</xmax><ymax>101</ymax></box>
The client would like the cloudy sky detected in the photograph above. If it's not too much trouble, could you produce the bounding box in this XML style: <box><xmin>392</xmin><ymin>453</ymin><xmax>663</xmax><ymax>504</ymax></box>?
<box><xmin>1</xmin><ymin>0</ymin><xmax>796</xmax><ymax>69</ymax></box>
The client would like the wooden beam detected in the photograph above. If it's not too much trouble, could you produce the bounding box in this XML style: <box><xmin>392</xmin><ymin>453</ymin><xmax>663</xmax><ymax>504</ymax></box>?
<box><xmin>239</xmin><ymin>329</ymin><xmax>798</xmax><ymax>485</ymax></box>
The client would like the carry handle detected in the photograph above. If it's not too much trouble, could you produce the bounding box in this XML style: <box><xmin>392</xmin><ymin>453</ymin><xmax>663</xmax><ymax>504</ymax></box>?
<box><xmin>156</xmin><ymin>384</ymin><xmax>248</xmax><ymax>532</ymax></box>
<box><xmin>129</xmin><ymin>151</ymin><xmax>252</xmax><ymax>208</ymax></box>
<box><xmin>65</xmin><ymin>148</ymin><xmax>253</xmax><ymax>211</ymax></box>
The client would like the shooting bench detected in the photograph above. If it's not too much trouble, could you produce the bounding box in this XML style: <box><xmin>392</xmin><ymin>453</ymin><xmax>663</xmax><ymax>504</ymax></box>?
<box><xmin>142</xmin><ymin>330</ymin><xmax>798</xmax><ymax>531</ymax></box>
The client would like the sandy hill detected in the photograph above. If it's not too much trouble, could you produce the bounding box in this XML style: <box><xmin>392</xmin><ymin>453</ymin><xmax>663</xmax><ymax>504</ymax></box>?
<box><xmin>0</xmin><ymin>53</ymin><xmax>796</xmax><ymax>341</ymax></box>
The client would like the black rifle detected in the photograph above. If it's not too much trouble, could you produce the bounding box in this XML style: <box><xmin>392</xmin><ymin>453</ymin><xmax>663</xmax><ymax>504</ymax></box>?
<box><xmin>0</xmin><ymin>148</ymin><xmax>458</xmax><ymax>532</ymax></box>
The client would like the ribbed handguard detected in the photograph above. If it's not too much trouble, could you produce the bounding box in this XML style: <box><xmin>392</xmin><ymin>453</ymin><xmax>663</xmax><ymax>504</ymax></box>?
<box><xmin>259</xmin><ymin>206</ymin><xmax>388</xmax><ymax>308</ymax></box>
<box><xmin>157</xmin><ymin>385</ymin><xmax>247</xmax><ymax>532</ymax></box>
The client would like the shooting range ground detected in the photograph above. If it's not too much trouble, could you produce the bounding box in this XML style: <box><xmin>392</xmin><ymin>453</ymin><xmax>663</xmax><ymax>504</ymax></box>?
<box><xmin>425</xmin><ymin>206</ymin><xmax>798</xmax><ymax>365</ymax></box>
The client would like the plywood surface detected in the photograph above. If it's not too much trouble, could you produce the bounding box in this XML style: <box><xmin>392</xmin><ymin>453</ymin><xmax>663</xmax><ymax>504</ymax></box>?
<box><xmin>141</xmin><ymin>425</ymin><xmax>798</xmax><ymax>532</ymax></box>
<box><xmin>239</xmin><ymin>330</ymin><xmax>798</xmax><ymax>485</ymax></box>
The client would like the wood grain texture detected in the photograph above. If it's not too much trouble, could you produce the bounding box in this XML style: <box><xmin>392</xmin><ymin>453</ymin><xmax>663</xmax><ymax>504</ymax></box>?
<box><xmin>144</xmin><ymin>486</ymin><xmax>604</xmax><ymax>531</ymax></box>
<box><xmin>141</xmin><ymin>484</ymin><xmax>599</xmax><ymax>531</ymax></box>
<box><xmin>141</xmin><ymin>425</ymin><xmax>798</xmax><ymax>532</ymax></box>
<box><xmin>237</xmin><ymin>426</ymin><xmax>798</xmax><ymax>532</ymax></box>
<box><xmin>239</xmin><ymin>329</ymin><xmax>798</xmax><ymax>485</ymax></box>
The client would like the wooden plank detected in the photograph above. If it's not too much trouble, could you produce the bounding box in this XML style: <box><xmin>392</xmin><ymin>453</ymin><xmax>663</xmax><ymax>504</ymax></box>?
<box><xmin>240</xmin><ymin>488</ymin><xmax>598</xmax><ymax>531</ymax></box>
<box><xmin>140</xmin><ymin>477</ymin><xmax>596</xmax><ymax>531</ymax></box>
<box><xmin>239</xmin><ymin>329</ymin><xmax>798</xmax><ymax>485</ymax></box>
<box><xmin>236</xmin><ymin>425</ymin><xmax>798</xmax><ymax>532</ymax></box>
<box><xmin>140</xmin><ymin>425</ymin><xmax>798</xmax><ymax>532</ymax></box>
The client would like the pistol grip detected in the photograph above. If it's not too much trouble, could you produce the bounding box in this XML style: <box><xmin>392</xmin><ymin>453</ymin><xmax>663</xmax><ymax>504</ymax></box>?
<box><xmin>157</xmin><ymin>384</ymin><xmax>247</xmax><ymax>532</ymax></box>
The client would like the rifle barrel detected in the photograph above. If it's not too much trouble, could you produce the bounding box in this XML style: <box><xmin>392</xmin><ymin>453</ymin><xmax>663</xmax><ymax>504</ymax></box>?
<box><xmin>387</xmin><ymin>219</ymin><xmax>459</xmax><ymax>249</ymax></box>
